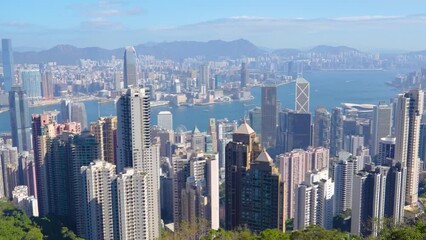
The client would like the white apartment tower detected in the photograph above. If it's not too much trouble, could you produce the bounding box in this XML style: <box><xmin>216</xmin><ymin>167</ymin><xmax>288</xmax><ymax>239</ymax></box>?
<box><xmin>114</xmin><ymin>168</ymin><xmax>150</xmax><ymax>240</ymax></box>
<box><xmin>371</xmin><ymin>103</ymin><xmax>392</xmax><ymax>157</ymax></box>
<box><xmin>116</xmin><ymin>87</ymin><xmax>160</xmax><ymax>239</ymax></box>
<box><xmin>81</xmin><ymin>160</ymin><xmax>116</xmax><ymax>240</ymax></box>
<box><xmin>394</xmin><ymin>89</ymin><xmax>424</xmax><ymax>206</ymax></box>
<box><xmin>334</xmin><ymin>158</ymin><xmax>355</xmax><ymax>215</ymax></box>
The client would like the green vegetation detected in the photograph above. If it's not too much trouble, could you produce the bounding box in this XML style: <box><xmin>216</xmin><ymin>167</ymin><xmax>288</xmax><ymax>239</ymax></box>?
<box><xmin>0</xmin><ymin>199</ymin><xmax>43</xmax><ymax>240</ymax></box>
<box><xmin>0</xmin><ymin>199</ymin><xmax>81</xmax><ymax>240</ymax></box>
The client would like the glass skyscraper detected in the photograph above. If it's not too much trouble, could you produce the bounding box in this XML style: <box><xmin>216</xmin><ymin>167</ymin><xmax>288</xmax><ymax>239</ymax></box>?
<box><xmin>9</xmin><ymin>86</ymin><xmax>32</xmax><ymax>152</ymax></box>
<box><xmin>123</xmin><ymin>46</ymin><xmax>137</xmax><ymax>88</ymax></box>
<box><xmin>2</xmin><ymin>39</ymin><xmax>14</xmax><ymax>91</ymax></box>
<box><xmin>21</xmin><ymin>70</ymin><xmax>42</xmax><ymax>99</ymax></box>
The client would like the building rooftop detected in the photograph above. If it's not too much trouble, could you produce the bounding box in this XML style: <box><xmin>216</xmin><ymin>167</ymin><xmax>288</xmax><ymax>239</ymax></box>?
<box><xmin>234</xmin><ymin>121</ymin><xmax>255</xmax><ymax>135</ymax></box>
<box><xmin>256</xmin><ymin>150</ymin><xmax>273</xmax><ymax>163</ymax></box>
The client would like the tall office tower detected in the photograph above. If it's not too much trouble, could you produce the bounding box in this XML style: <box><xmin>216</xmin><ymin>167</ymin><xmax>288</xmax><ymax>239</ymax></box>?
<box><xmin>225</xmin><ymin>122</ymin><xmax>262</xmax><ymax>230</ymax></box>
<box><xmin>241</xmin><ymin>150</ymin><xmax>285</xmax><ymax>232</ymax></box>
<box><xmin>113</xmin><ymin>168</ymin><xmax>149</xmax><ymax>240</ymax></box>
<box><xmin>116</xmin><ymin>87</ymin><xmax>160</xmax><ymax>239</ymax></box>
<box><xmin>123</xmin><ymin>46</ymin><xmax>137</xmax><ymax>88</ymax></box>
<box><xmin>2</xmin><ymin>39</ymin><xmax>14</xmax><ymax>91</ymax></box>
<box><xmin>41</xmin><ymin>71</ymin><xmax>54</xmax><ymax>99</ymax></box>
<box><xmin>240</xmin><ymin>62</ymin><xmax>248</xmax><ymax>88</ymax></box>
<box><xmin>114</xmin><ymin>71</ymin><xmax>123</xmax><ymax>90</ymax></box>
<box><xmin>20</xmin><ymin>152</ymin><xmax>37</xmax><ymax>198</ymax></box>
<box><xmin>157</xmin><ymin>111</ymin><xmax>173</xmax><ymax>131</ymax></box>
<box><xmin>277</xmin><ymin>148</ymin><xmax>329</xmax><ymax>220</ymax></box>
<box><xmin>277</xmin><ymin>109</ymin><xmax>312</xmax><ymax>153</ymax></box>
<box><xmin>208</xmin><ymin>118</ymin><xmax>217</xmax><ymax>153</ymax></box>
<box><xmin>21</xmin><ymin>70</ymin><xmax>42</xmax><ymax>99</ymax></box>
<box><xmin>371</xmin><ymin>103</ymin><xmax>392</xmax><ymax>157</ymax></box>
<box><xmin>90</xmin><ymin>116</ymin><xmax>117</xmax><ymax>164</ymax></box>
<box><xmin>199</xmin><ymin>64</ymin><xmax>210</xmax><ymax>90</ymax></box>
<box><xmin>191</xmin><ymin>127</ymin><xmax>205</xmax><ymax>151</ymax></box>
<box><xmin>394</xmin><ymin>90</ymin><xmax>424</xmax><ymax>206</ymax></box>
<box><xmin>314</xmin><ymin>107</ymin><xmax>331</xmax><ymax>148</ymax></box>
<box><xmin>351</xmin><ymin>166</ymin><xmax>388</xmax><ymax>237</ymax></box>
<box><xmin>295</xmin><ymin>77</ymin><xmax>310</xmax><ymax>113</ymax></box>
<box><xmin>177</xmin><ymin>154</ymin><xmax>220</xmax><ymax>230</ymax></box>
<box><xmin>248</xmin><ymin>107</ymin><xmax>262</xmax><ymax>136</ymax></box>
<box><xmin>378</xmin><ymin>137</ymin><xmax>396</xmax><ymax>166</ymax></box>
<box><xmin>70</xmin><ymin>102</ymin><xmax>88</xmax><ymax>130</ymax></box>
<box><xmin>81</xmin><ymin>160</ymin><xmax>115</xmax><ymax>240</ymax></box>
<box><xmin>9</xmin><ymin>86</ymin><xmax>32</xmax><ymax>152</ymax></box>
<box><xmin>331</xmin><ymin>107</ymin><xmax>344</xmax><ymax>156</ymax></box>
<box><xmin>344</xmin><ymin>135</ymin><xmax>364</xmax><ymax>156</ymax></box>
<box><xmin>294</xmin><ymin>170</ymin><xmax>334</xmax><ymax>230</ymax></box>
<box><xmin>261</xmin><ymin>86</ymin><xmax>277</xmax><ymax>149</ymax></box>
<box><xmin>60</xmin><ymin>99</ymin><xmax>72</xmax><ymax>123</ymax></box>
<box><xmin>334</xmin><ymin>157</ymin><xmax>355</xmax><ymax>215</ymax></box>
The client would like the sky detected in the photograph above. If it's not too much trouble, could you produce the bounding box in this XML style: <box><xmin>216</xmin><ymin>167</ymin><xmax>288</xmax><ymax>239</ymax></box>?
<box><xmin>2</xmin><ymin>0</ymin><xmax>426</xmax><ymax>51</ymax></box>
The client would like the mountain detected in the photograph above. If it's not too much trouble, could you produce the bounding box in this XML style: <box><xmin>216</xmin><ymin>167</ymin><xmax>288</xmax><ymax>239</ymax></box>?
<box><xmin>308</xmin><ymin>45</ymin><xmax>360</xmax><ymax>54</ymax></box>
<box><xmin>6</xmin><ymin>39</ymin><xmax>263</xmax><ymax>65</ymax></box>
<box><xmin>272</xmin><ymin>48</ymin><xmax>302</xmax><ymax>57</ymax></box>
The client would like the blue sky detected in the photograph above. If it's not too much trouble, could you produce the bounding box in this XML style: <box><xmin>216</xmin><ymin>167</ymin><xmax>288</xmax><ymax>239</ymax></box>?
<box><xmin>2</xmin><ymin>0</ymin><xmax>426</xmax><ymax>51</ymax></box>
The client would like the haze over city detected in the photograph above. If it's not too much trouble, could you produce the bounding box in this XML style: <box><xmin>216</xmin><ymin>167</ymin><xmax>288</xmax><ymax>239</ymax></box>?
<box><xmin>2</xmin><ymin>0</ymin><xmax>426</xmax><ymax>51</ymax></box>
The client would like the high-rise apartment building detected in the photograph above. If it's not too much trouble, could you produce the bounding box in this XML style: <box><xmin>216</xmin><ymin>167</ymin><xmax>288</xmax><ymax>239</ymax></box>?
<box><xmin>9</xmin><ymin>86</ymin><xmax>32</xmax><ymax>152</ymax></box>
<box><xmin>116</xmin><ymin>87</ymin><xmax>160</xmax><ymax>239</ymax></box>
<box><xmin>123</xmin><ymin>46</ymin><xmax>137</xmax><ymax>88</ymax></box>
<box><xmin>295</xmin><ymin>77</ymin><xmax>310</xmax><ymax>113</ymax></box>
<box><xmin>90</xmin><ymin>116</ymin><xmax>117</xmax><ymax>164</ymax></box>
<box><xmin>313</xmin><ymin>107</ymin><xmax>331</xmax><ymax>148</ymax></box>
<box><xmin>225</xmin><ymin>122</ymin><xmax>262</xmax><ymax>230</ymax></box>
<box><xmin>394</xmin><ymin>89</ymin><xmax>424</xmax><ymax>206</ymax></box>
<box><xmin>371</xmin><ymin>103</ymin><xmax>392</xmax><ymax>157</ymax></box>
<box><xmin>378</xmin><ymin>137</ymin><xmax>395</xmax><ymax>166</ymax></box>
<box><xmin>241</xmin><ymin>150</ymin><xmax>284</xmax><ymax>232</ymax></box>
<box><xmin>2</xmin><ymin>39</ymin><xmax>14</xmax><ymax>91</ymax></box>
<box><xmin>334</xmin><ymin>157</ymin><xmax>355</xmax><ymax>215</ymax></box>
<box><xmin>70</xmin><ymin>102</ymin><xmax>88</xmax><ymax>130</ymax></box>
<box><xmin>81</xmin><ymin>160</ymin><xmax>116</xmax><ymax>240</ymax></box>
<box><xmin>261</xmin><ymin>86</ymin><xmax>277</xmax><ymax>149</ymax></box>
<box><xmin>294</xmin><ymin>170</ymin><xmax>334</xmax><ymax>230</ymax></box>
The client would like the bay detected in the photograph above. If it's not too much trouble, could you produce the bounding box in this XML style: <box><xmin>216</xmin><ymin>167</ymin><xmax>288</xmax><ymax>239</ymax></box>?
<box><xmin>0</xmin><ymin>70</ymin><xmax>401</xmax><ymax>133</ymax></box>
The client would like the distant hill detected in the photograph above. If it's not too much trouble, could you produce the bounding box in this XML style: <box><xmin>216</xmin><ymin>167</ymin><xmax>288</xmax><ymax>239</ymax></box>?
<box><xmin>6</xmin><ymin>39</ymin><xmax>263</xmax><ymax>65</ymax></box>
<box><xmin>308</xmin><ymin>45</ymin><xmax>360</xmax><ymax>54</ymax></box>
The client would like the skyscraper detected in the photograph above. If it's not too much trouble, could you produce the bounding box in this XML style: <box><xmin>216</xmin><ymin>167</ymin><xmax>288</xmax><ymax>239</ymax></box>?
<box><xmin>199</xmin><ymin>64</ymin><xmax>210</xmax><ymax>91</ymax></box>
<box><xmin>90</xmin><ymin>116</ymin><xmax>117</xmax><ymax>164</ymax></box>
<box><xmin>331</xmin><ymin>107</ymin><xmax>344</xmax><ymax>156</ymax></box>
<box><xmin>81</xmin><ymin>160</ymin><xmax>116</xmax><ymax>240</ymax></box>
<box><xmin>123</xmin><ymin>46</ymin><xmax>137</xmax><ymax>88</ymax></box>
<box><xmin>378</xmin><ymin>137</ymin><xmax>395</xmax><ymax>166</ymax></box>
<box><xmin>294</xmin><ymin>170</ymin><xmax>334</xmax><ymax>230</ymax></box>
<box><xmin>240</xmin><ymin>150</ymin><xmax>285</xmax><ymax>232</ymax></box>
<box><xmin>295</xmin><ymin>77</ymin><xmax>310</xmax><ymax>113</ymax></box>
<box><xmin>70</xmin><ymin>102</ymin><xmax>88</xmax><ymax>130</ymax></box>
<box><xmin>261</xmin><ymin>86</ymin><xmax>277</xmax><ymax>149</ymax></box>
<box><xmin>21</xmin><ymin>70</ymin><xmax>42</xmax><ymax>99</ymax></box>
<box><xmin>248</xmin><ymin>107</ymin><xmax>262</xmax><ymax>136</ymax></box>
<box><xmin>277</xmin><ymin>109</ymin><xmax>312</xmax><ymax>153</ymax></box>
<box><xmin>9</xmin><ymin>86</ymin><xmax>32</xmax><ymax>152</ymax></box>
<box><xmin>371</xmin><ymin>103</ymin><xmax>392</xmax><ymax>157</ymax></box>
<box><xmin>240</xmin><ymin>62</ymin><xmax>248</xmax><ymax>88</ymax></box>
<box><xmin>41</xmin><ymin>71</ymin><xmax>54</xmax><ymax>99</ymax></box>
<box><xmin>313</xmin><ymin>107</ymin><xmax>331</xmax><ymax>148</ymax></box>
<box><xmin>394</xmin><ymin>89</ymin><xmax>424</xmax><ymax>206</ymax></box>
<box><xmin>334</xmin><ymin>157</ymin><xmax>355</xmax><ymax>215</ymax></box>
<box><xmin>116</xmin><ymin>87</ymin><xmax>160</xmax><ymax>239</ymax></box>
<box><xmin>60</xmin><ymin>99</ymin><xmax>72</xmax><ymax>123</ymax></box>
<box><xmin>208</xmin><ymin>118</ymin><xmax>217</xmax><ymax>153</ymax></box>
<box><xmin>157</xmin><ymin>111</ymin><xmax>173</xmax><ymax>131</ymax></box>
<box><xmin>2</xmin><ymin>39</ymin><xmax>14</xmax><ymax>91</ymax></box>
<box><xmin>113</xmin><ymin>168</ymin><xmax>150</xmax><ymax>240</ymax></box>
<box><xmin>225</xmin><ymin>122</ymin><xmax>262</xmax><ymax>230</ymax></box>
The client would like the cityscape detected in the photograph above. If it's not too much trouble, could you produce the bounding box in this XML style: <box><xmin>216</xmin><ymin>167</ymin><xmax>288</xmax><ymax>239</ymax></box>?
<box><xmin>3</xmin><ymin>1</ymin><xmax>426</xmax><ymax>240</ymax></box>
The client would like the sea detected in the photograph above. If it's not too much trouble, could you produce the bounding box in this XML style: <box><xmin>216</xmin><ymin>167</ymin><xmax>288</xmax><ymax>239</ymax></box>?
<box><xmin>0</xmin><ymin>70</ymin><xmax>403</xmax><ymax>133</ymax></box>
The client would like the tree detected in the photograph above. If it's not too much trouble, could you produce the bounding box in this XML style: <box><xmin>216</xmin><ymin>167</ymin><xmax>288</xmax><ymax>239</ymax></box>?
<box><xmin>259</xmin><ymin>229</ymin><xmax>290</xmax><ymax>240</ymax></box>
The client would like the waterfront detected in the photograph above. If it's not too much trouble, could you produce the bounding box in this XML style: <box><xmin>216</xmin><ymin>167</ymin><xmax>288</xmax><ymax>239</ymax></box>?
<box><xmin>0</xmin><ymin>70</ymin><xmax>402</xmax><ymax>133</ymax></box>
